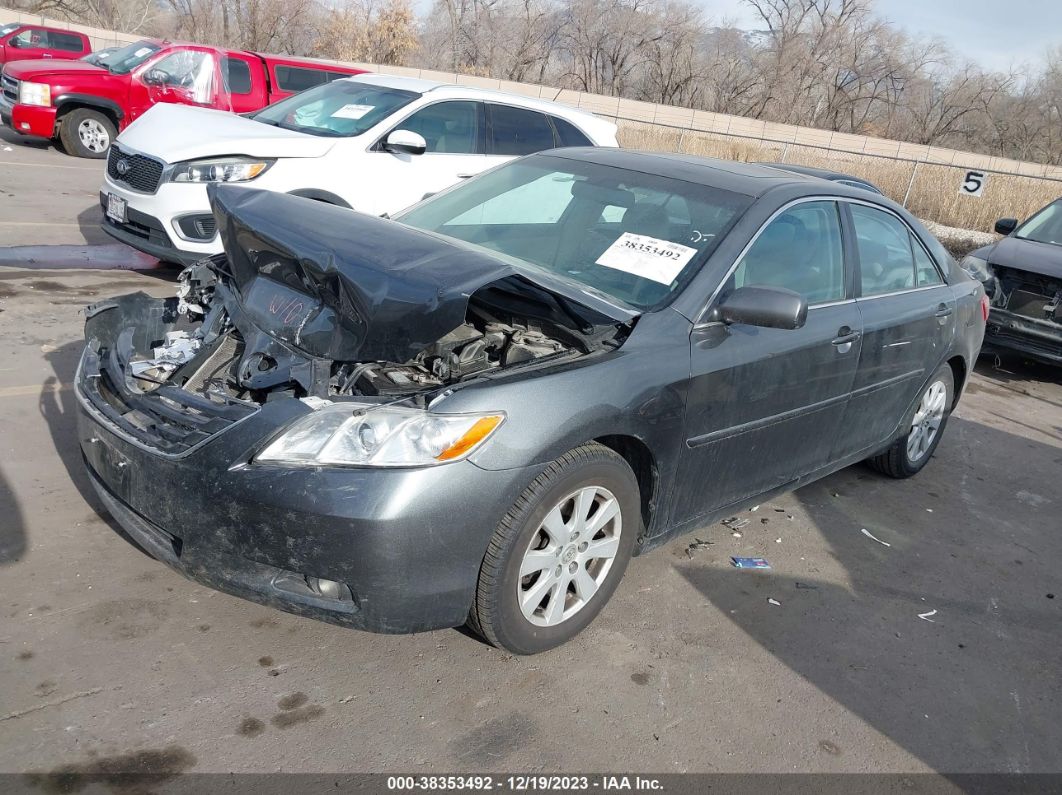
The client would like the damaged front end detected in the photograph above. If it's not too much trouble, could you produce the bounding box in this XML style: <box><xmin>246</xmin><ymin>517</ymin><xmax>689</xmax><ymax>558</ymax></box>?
<box><xmin>984</xmin><ymin>264</ymin><xmax>1062</xmax><ymax>365</ymax></box>
<box><xmin>78</xmin><ymin>186</ymin><xmax>632</xmax><ymax>457</ymax></box>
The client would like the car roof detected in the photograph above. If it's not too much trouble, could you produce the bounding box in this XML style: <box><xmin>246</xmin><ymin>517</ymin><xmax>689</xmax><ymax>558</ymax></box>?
<box><xmin>9</xmin><ymin>23</ymin><xmax>88</xmax><ymax>35</ymax></box>
<box><xmin>342</xmin><ymin>73</ymin><xmax>605</xmax><ymax>124</ymax></box>
<box><xmin>545</xmin><ymin>148</ymin><xmax>824</xmax><ymax>197</ymax></box>
<box><xmin>756</xmin><ymin>161</ymin><xmax>874</xmax><ymax>184</ymax></box>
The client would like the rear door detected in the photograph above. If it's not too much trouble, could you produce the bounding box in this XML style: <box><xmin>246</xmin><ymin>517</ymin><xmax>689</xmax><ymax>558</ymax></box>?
<box><xmin>359</xmin><ymin>99</ymin><xmax>487</xmax><ymax>215</ymax></box>
<box><xmin>45</xmin><ymin>30</ymin><xmax>88</xmax><ymax>59</ymax></box>
<box><xmin>840</xmin><ymin>201</ymin><xmax>956</xmax><ymax>455</ymax></box>
<box><xmin>220</xmin><ymin>54</ymin><xmax>263</xmax><ymax>113</ymax></box>
<box><xmin>671</xmin><ymin>199</ymin><xmax>862</xmax><ymax>525</ymax></box>
<box><xmin>484</xmin><ymin>103</ymin><xmax>561</xmax><ymax>169</ymax></box>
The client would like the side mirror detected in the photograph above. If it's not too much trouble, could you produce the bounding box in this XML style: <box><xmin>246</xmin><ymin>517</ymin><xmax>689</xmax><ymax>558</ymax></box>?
<box><xmin>713</xmin><ymin>285</ymin><xmax>808</xmax><ymax>330</ymax></box>
<box><xmin>384</xmin><ymin>129</ymin><xmax>426</xmax><ymax>156</ymax></box>
<box><xmin>142</xmin><ymin>69</ymin><xmax>169</xmax><ymax>86</ymax></box>
<box><xmin>994</xmin><ymin>217</ymin><xmax>1018</xmax><ymax>236</ymax></box>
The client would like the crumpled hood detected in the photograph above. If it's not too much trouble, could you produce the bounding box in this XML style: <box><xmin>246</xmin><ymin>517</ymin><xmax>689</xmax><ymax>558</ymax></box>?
<box><xmin>983</xmin><ymin>235</ymin><xmax>1062</xmax><ymax>280</ymax></box>
<box><xmin>210</xmin><ymin>186</ymin><xmax>632</xmax><ymax>364</ymax></box>
<box><xmin>118</xmin><ymin>104</ymin><xmax>335</xmax><ymax>162</ymax></box>
<box><xmin>2</xmin><ymin>59</ymin><xmax>107</xmax><ymax>80</ymax></box>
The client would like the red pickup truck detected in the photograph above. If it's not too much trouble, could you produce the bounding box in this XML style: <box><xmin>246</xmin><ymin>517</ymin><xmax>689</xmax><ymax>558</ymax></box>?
<box><xmin>0</xmin><ymin>22</ymin><xmax>90</xmax><ymax>65</ymax></box>
<box><xmin>0</xmin><ymin>38</ymin><xmax>365</xmax><ymax>157</ymax></box>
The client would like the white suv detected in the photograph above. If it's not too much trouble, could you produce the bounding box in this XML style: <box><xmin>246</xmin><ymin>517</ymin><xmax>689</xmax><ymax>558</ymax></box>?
<box><xmin>99</xmin><ymin>74</ymin><xmax>618</xmax><ymax>264</ymax></box>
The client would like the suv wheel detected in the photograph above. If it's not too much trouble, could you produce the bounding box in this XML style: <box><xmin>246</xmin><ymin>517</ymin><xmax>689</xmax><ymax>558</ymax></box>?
<box><xmin>868</xmin><ymin>364</ymin><xmax>954</xmax><ymax>478</ymax></box>
<box><xmin>59</xmin><ymin>108</ymin><xmax>115</xmax><ymax>158</ymax></box>
<box><xmin>469</xmin><ymin>443</ymin><xmax>639</xmax><ymax>654</ymax></box>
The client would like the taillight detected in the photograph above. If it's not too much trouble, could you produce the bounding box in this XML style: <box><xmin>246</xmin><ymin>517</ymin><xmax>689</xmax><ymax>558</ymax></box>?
<box><xmin>980</xmin><ymin>293</ymin><xmax>990</xmax><ymax>322</ymax></box>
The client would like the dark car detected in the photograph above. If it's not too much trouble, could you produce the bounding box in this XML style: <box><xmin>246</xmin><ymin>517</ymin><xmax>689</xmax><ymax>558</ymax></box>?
<box><xmin>757</xmin><ymin>162</ymin><xmax>884</xmax><ymax>194</ymax></box>
<box><xmin>962</xmin><ymin>200</ymin><xmax>1062</xmax><ymax>364</ymax></box>
<box><xmin>76</xmin><ymin>150</ymin><xmax>986</xmax><ymax>653</ymax></box>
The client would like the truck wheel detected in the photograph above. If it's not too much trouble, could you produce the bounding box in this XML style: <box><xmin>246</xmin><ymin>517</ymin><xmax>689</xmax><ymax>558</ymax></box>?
<box><xmin>59</xmin><ymin>108</ymin><xmax>115</xmax><ymax>158</ymax></box>
<box><xmin>468</xmin><ymin>443</ymin><xmax>639</xmax><ymax>654</ymax></box>
<box><xmin>867</xmin><ymin>364</ymin><xmax>954</xmax><ymax>478</ymax></box>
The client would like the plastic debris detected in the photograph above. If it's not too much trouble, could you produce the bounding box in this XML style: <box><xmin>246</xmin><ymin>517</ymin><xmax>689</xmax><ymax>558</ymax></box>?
<box><xmin>722</xmin><ymin>517</ymin><xmax>750</xmax><ymax>529</ymax></box>
<box><xmin>731</xmin><ymin>557</ymin><xmax>770</xmax><ymax>569</ymax></box>
<box><xmin>860</xmin><ymin>528</ymin><xmax>891</xmax><ymax>547</ymax></box>
<box><xmin>775</xmin><ymin>537</ymin><xmax>782</xmax><ymax>543</ymax></box>
<box><xmin>685</xmin><ymin>538</ymin><xmax>713</xmax><ymax>559</ymax></box>
<box><xmin>918</xmin><ymin>609</ymin><xmax>938</xmax><ymax>622</ymax></box>
<box><xmin>731</xmin><ymin>531</ymin><xmax>742</xmax><ymax>538</ymax></box>
<box><xmin>750</xmin><ymin>505</ymin><xmax>760</xmax><ymax>512</ymax></box>
<box><xmin>767</xmin><ymin>598</ymin><xmax>781</xmax><ymax>606</ymax></box>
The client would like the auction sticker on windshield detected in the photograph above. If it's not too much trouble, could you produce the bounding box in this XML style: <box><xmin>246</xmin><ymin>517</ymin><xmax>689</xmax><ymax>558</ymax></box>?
<box><xmin>596</xmin><ymin>232</ymin><xmax>697</xmax><ymax>285</ymax></box>
<box><xmin>331</xmin><ymin>104</ymin><xmax>375</xmax><ymax>120</ymax></box>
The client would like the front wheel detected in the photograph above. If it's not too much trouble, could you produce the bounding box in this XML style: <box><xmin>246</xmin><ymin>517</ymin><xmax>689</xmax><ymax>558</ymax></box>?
<box><xmin>58</xmin><ymin>108</ymin><xmax>115</xmax><ymax>158</ymax></box>
<box><xmin>469</xmin><ymin>443</ymin><xmax>640</xmax><ymax>654</ymax></box>
<box><xmin>867</xmin><ymin>364</ymin><xmax>954</xmax><ymax>478</ymax></box>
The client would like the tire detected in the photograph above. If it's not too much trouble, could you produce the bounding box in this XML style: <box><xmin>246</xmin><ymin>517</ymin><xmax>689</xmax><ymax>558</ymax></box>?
<box><xmin>58</xmin><ymin>108</ymin><xmax>116</xmax><ymax>158</ymax></box>
<box><xmin>469</xmin><ymin>443</ymin><xmax>640</xmax><ymax>654</ymax></box>
<box><xmin>867</xmin><ymin>364</ymin><xmax>954</xmax><ymax>478</ymax></box>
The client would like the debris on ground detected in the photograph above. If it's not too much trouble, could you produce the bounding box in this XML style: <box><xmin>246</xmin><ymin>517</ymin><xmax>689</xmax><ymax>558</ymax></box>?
<box><xmin>722</xmin><ymin>517</ymin><xmax>750</xmax><ymax>530</ymax></box>
<box><xmin>767</xmin><ymin>598</ymin><xmax>781</xmax><ymax>606</ymax></box>
<box><xmin>732</xmin><ymin>531</ymin><xmax>742</xmax><ymax>538</ymax></box>
<box><xmin>685</xmin><ymin>538</ymin><xmax>713</xmax><ymax>559</ymax></box>
<box><xmin>731</xmin><ymin>557</ymin><xmax>771</xmax><ymax>569</ymax></box>
<box><xmin>918</xmin><ymin>609</ymin><xmax>938</xmax><ymax>622</ymax></box>
<box><xmin>760</xmin><ymin>518</ymin><xmax>770</xmax><ymax>524</ymax></box>
<box><xmin>795</xmin><ymin>582</ymin><xmax>819</xmax><ymax>590</ymax></box>
<box><xmin>860</xmin><ymin>527</ymin><xmax>891</xmax><ymax>547</ymax></box>
<box><xmin>750</xmin><ymin>505</ymin><xmax>760</xmax><ymax>512</ymax></box>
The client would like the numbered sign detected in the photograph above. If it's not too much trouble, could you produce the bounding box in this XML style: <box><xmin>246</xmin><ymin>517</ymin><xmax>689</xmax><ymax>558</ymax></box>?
<box><xmin>960</xmin><ymin>170</ymin><xmax>987</xmax><ymax>197</ymax></box>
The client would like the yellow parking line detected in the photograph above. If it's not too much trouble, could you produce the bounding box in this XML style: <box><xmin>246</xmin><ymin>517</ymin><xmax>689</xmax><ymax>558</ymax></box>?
<box><xmin>0</xmin><ymin>383</ymin><xmax>69</xmax><ymax>398</ymax></box>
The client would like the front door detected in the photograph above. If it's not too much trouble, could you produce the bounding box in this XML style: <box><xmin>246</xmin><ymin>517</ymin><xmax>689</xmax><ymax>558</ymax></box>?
<box><xmin>840</xmin><ymin>202</ymin><xmax>957</xmax><ymax>455</ymax></box>
<box><xmin>129</xmin><ymin>48</ymin><xmax>217</xmax><ymax>122</ymax></box>
<box><xmin>5</xmin><ymin>28</ymin><xmax>53</xmax><ymax>60</ymax></box>
<box><xmin>671</xmin><ymin>200</ymin><xmax>862</xmax><ymax>525</ymax></box>
<box><xmin>360</xmin><ymin>100</ymin><xmax>486</xmax><ymax>216</ymax></box>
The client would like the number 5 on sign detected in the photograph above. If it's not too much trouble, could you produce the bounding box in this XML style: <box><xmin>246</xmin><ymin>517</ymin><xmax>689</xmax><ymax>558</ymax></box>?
<box><xmin>960</xmin><ymin>170</ymin><xmax>987</xmax><ymax>197</ymax></box>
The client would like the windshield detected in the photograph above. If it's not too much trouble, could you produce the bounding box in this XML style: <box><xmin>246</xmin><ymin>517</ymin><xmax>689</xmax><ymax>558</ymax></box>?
<box><xmin>1015</xmin><ymin>200</ymin><xmax>1062</xmax><ymax>246</ymax></box>
<box><xmin>396</xmin><ymin>156</ymin><xmax>752</xmax><ymax>311</ymax></box>
<box><xmin>253</xmin><ymin>80</ymin><xmax>418</xmax><ymax>137</ymax></box>
<box><xmin>99</xmin><ymin>40</ymin><xmax>161</xmax><ymax>75</ymax></box>
<box><xmin>0</xmin><ymin>23</ymin><xmax>19</xmax><ymax>37</ymax></box>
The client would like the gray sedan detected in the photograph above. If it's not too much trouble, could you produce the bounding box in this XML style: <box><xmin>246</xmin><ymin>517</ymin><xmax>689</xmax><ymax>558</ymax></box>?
<box><xmin>77</xmin><ymin>149</ymin><xmax>987</xmax><ymax>653</ymax></box>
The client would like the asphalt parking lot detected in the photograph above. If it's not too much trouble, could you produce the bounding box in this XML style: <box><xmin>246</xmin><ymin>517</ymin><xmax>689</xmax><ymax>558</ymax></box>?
<box><xmin>1</xmin><ymin>129</ymin><xmax>1060</xmax><ymax>781</ymax></box>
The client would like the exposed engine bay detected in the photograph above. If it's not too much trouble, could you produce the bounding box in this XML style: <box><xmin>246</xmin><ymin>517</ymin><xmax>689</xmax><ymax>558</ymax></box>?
<box><xmin>989</xmin><ymin>265</ymin><xmax>1062</xmax><ymax>327</ymax></box>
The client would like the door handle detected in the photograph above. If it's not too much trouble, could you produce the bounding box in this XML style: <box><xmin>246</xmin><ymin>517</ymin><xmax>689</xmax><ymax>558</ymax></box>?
<box><xmin>832</xmin><ymin>328</ymin><xmax>861</xmax><ymax>345</ymax></box>
<box><xmin>934</xmin><ymin>304</ymin><xmax>953</xmax><ymax>318</ymax></box>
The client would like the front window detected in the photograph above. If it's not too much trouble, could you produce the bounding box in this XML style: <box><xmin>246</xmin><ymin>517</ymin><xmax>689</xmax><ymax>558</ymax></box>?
<box><xmin>148</xmin><ymin>50</ymin><xmax>215</xmax><ymax>104</ymax></box>
<box><xmin>1015</xmin><ymin>200</ymin><xmax>1062</xmax><ymax>246</ymax></box>
<box><xmin>253</xmin><ymin>80</ymin><xmax>418</xmax><ymax>138</ymax></box>
<box><xmin>396</xmin><ymin>156</ymin><xmax>751</xmax><ymax>311</ymax></box>
<box><xmin>99</xmin><ymin>40</ymin><xmax>161</xmax><ymax>74</ymax></box>
<box><xmin>389</xmin><ymin>101</ymin><xmax>480</xmax><ymax>154</ymax></box>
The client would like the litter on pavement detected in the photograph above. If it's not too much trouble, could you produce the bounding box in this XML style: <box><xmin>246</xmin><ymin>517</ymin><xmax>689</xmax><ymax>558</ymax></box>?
<box><xmin>860</xmin><ymin>527</ymin><xmax>892</xmax><ymax>547</ymax></box>
<box><xmin>918</xmin><ymin>609</ymin><xmax>938</xmax><ymax>622</ymax></box>
<box><xmin>731</xmin><ymin>557</ymin><xmax>771</xmax><ymax>569</ymax></box>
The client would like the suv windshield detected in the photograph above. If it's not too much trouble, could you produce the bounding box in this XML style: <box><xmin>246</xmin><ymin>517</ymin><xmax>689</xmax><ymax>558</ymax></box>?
<box><xmin>99</xmin><ymin>40</ymin><xmax>162</xmax><ymax>74</ymax></box>
<box><xmin>253</xmin><ymin>80</ymin><xmax>418</xmax><ymax>137</ymax></box>
<box><xmin>1016</xmin><ymin>200</ymin><xmax>1062</xmax><ymax>246</ymax></box>
<box><xmin>397</xmin><ymin>156</ymin><xmax>751</xmax><ymax>311</ymax></box>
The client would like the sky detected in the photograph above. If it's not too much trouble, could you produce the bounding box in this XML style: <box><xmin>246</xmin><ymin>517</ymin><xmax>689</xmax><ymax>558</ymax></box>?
<box><xmin>696</xmin><ymin>0</ymin><xmax>1062</xmax><ymax>72</ymax></box>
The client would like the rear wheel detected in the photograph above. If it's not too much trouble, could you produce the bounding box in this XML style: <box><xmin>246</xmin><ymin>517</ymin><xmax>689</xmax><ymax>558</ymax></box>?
<box><xmin>469</xmin><ymin>443</ymin><xmax>639</xmax><ymax>654</ymax></box>
<box><xmin>867</xmin><ymin>364</ymin><xmax>954</xmax><ymax>478</ymax></box>
<box><xmin>58</xmin><ymin>108</ymin><xmax>115</xmax><ymax>158</ymax></box>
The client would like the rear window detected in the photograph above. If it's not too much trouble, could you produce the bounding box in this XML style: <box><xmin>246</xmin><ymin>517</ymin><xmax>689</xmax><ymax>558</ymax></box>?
<box><xmin>48</xmin><ymin>31</ymin><xmax>85</xmax><ymax>52</ymax></box>
<box><xmin>274</xmin><ymin>65</ymin><xmax>333</xmax><ymax>93</ymax></box>
<box><xmin>223</xmin><ymin>57</ymin><xmax>253</xmax><ymax>94</ymax></box>
<box><xmin>489</xmin><ymin>104</ymin><xmax>556</xmax><ymax>156</ymax></box>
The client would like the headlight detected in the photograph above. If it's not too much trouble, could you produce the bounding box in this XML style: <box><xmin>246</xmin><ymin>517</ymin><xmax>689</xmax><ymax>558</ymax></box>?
<box><xmin>256</xmin><ymin>403</ymin><xmax>505</xmax><ymax>467</ymax></box>
<box><xmin>18</xmin><ymin>81</ymin><xmax>51</xmax><ymax>106</ymax></box>
<box><xmin>170</xmin><ymin>157</ymin><xmax>273</xmax><ymax>183</ymax></box>
<box><xmin>960</xmin><ymin>254</ymin><xmax>992</xmax><ymax>281</ymax></box>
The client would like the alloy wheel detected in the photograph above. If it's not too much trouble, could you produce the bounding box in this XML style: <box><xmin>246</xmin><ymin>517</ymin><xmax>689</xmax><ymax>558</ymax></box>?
<box><xmin>907</xmin><ymin>379</ymin><xmax>948</xmax><ymax>463</ymax></box>
<box><xmin>78</xmin><ymin>119</ymin><xmax>110</xmax><ymax>153</ymax></box>
<box><xmin>517</xmin><ymin>485</ymin><xmax>622</xmax><ymax>627</ymax></box>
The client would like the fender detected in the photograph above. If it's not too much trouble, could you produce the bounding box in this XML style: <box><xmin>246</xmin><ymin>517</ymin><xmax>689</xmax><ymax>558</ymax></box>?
<box><xmin>53</xmin><ymin>94</ymin><xmax>124</xmax><ymax>121</ymax></box>
<box><xmin>288</xmin><ymin>189</ymin><xmax>351</xmax><ymax>208</ymax></box>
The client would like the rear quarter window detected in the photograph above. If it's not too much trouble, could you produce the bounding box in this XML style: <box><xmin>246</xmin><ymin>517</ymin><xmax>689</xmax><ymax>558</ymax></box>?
<box><xmin>551</xmin><ymin>116</ymin><xmax>593</xmax><ymax>147</ymax></box>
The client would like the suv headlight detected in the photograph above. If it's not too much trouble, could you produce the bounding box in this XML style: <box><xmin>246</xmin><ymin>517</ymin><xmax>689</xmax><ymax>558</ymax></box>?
<box><xmin>170</xmin><ymin>157</ymin><xmax>273</xmax><ymax>183</ymax></box>
<box><xmin>19</xmin><ymin>81</ymin><xmax>51</xmax><ymax>106</ymax></box>
<box><xmin>256</xmin><ymin>403</ymin><xmax>505</xmax><ymax>467</ymax></box>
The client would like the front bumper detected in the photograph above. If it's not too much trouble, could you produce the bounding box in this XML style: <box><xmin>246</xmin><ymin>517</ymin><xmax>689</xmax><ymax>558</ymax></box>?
<box><xmin>0</xmin><ymin>100</ymin><xmax>56</xmax><ymax>137</ymax></box>
<box><xmin>76</xmin><ymin>363</ymin><xmax>537</xmax><ymax>634</ymax></box>
<box><xmin>984</xmin><ymin>309</ymin><xmax>1062</xmax><ymax>365</ymax></box>
<box><xmin>100</xmin><ymin>177</ymin><xmax>222</xmax><ymax>264</ymax></box>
